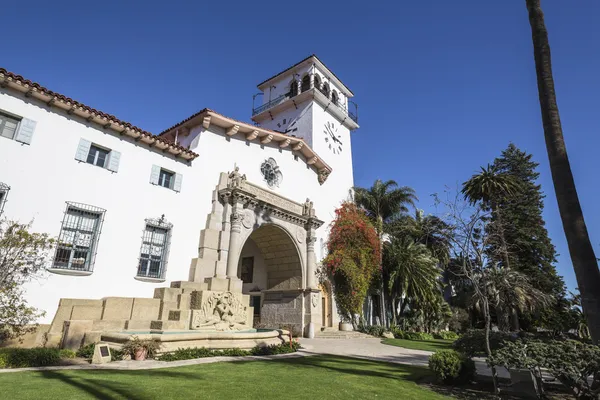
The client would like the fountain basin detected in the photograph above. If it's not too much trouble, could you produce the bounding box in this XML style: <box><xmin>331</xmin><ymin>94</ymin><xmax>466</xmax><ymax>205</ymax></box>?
<box><xmin>101</xmin><ymin>329</ymin><xmax>288</xmax><ymax>353</ymax></box>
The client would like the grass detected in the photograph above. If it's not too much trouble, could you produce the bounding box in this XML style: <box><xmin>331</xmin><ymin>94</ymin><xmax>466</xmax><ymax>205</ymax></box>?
<box><xmin>1</xmin><ymin>355</ymin><xmax>450</xmax><ymax>400</ymax></box>
<box><xmin>381</xmin><ymin>338</ymin><xmax>454</xmax><ymax>352</ymax></box>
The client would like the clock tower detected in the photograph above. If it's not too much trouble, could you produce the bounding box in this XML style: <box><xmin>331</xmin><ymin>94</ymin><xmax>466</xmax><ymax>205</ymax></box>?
<box><xmin>251</xmin><ymin>55</ymin><xmax>359</xmax><ymax>185</ymax></box>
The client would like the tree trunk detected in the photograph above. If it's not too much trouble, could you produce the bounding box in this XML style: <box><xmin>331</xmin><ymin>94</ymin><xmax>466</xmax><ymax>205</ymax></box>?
<box><xmin>482</xmin><ymin>290</ymin><xmax>500</xmax><ymax>397</ymax></box>
<box><xmin>525</xmin><ymin>0</ymin><xmax>600</xmax><ymax>344</ymax></box>
<box><xmin>377</xmin><ymin>216</ymin><xmax>388</xmax><ymax>328</ymax></box>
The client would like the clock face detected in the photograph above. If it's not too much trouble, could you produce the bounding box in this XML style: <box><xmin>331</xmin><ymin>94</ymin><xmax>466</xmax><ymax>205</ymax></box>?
<box><xmin>323</xmin><ymin>121</ymin><xmax>343</xmax><ymax>155</ymax></box>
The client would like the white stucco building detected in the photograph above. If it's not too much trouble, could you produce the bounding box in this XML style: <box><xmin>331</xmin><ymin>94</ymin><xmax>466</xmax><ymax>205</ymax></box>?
<box><xmin>0</xmin><ymin>55</ymin><xmax>360</xmax><ymax>337</ymax></box>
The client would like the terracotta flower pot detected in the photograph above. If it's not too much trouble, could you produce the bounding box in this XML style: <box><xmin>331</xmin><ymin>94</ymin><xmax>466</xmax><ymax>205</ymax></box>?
<box><xmin>134</xmin><ymin>348</ymin><xmax>148</xmax><ymax>361</ymax></box>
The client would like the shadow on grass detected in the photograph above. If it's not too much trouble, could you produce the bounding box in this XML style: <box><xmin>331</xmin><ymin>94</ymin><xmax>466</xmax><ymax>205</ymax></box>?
<box><xmin>38</xmin><ymin>368</ymin><xmax>208</xmax><ymax>400</ymax></box>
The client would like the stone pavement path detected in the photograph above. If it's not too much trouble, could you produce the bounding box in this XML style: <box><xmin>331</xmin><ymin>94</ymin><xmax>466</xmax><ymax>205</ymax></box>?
<box><xmin>298</xmin><ymin>337</ymin><xmax>510</xmax><ymax>379</ymax></box>
<box><xmin>0</xmin><ymin>337</ymin><xmax>508</xmax><ymax>379</ymax></box>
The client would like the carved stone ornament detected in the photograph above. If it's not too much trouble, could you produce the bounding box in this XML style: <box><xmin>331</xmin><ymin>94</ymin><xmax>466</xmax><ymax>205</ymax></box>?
<box><xmin>311</xmin><ymin>293</ymin><xmax>319</xmax><ymax>308</ymax></box>
<box><xmin>318</xmin><ymin>169</ymin><xmax>330</xmax><ymax>185</ymax></box>
<box><xmin>260</xmin><ymin>158</ymin><xmax>283</xmax><ymax>188</ymax></box>
<box><xmin>191</xmin><ymin>291</ymin><xmax>248</xmax><ymax>331</ymax></box>
<box><xmin>296</xmin><ymin>226</ymin><xmax>306</xmax><ymax>243</ymax></box>
<box><xmin>242</xmin><ymin>209</ymin><xmax>255</xmax><ymax>229</ymax></box>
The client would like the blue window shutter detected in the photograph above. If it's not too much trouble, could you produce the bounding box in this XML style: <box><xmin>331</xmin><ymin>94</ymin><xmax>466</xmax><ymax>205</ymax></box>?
<box><xmin>106</xmin><ymin>150</ymin><xmax>121</xmax><ymax>172</ymax></box>
<box><xmin>75</xmin><ymin>139</ymin><xmax>92</xmax><ymax>162</ymax></box>
<box><xmin>14</xmin><ymin>118</ymin><xmax>36</xmax><ymax>145</ymax></box>
<box><xmin>173</xmin><ymin>173</ymin><xmax>183</xmax><ymax>192</ymax></box>
<box><xmin>150</xmin><ymin>165</ymin><xmax>161</xmax><ymax>185</ymax></box>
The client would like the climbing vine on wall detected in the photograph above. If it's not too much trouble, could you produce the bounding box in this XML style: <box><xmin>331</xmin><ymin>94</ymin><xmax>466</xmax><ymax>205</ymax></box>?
<box><xmin>323</xmin><ymin>202</ymin><xmax>380</xmax><ymax>323</ymax></box>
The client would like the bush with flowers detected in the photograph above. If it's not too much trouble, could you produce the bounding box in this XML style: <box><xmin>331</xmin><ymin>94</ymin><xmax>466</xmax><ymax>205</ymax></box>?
<box><xmin>322</xmin><ymin>202</ymin><xmax>380</xmax><ymax>324</ymax></box>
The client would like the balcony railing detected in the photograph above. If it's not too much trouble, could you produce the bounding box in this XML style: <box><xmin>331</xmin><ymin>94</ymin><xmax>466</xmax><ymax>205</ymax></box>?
<box><xmin>252</xmin><ymin>93</ymin><xmax>290</xmax><ymax>116</ymax></box>
<box><xmin>252</xmin><ymin>89</ymin><xmax>358</xmax><ymax>124</ymax></box>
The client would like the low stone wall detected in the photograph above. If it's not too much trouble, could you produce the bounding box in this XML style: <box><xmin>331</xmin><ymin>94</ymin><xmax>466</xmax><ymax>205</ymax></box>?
<box><xmin>101</xmin><ymin>329</ymin><xmax>288</xmax><ymax>353</ymax></box>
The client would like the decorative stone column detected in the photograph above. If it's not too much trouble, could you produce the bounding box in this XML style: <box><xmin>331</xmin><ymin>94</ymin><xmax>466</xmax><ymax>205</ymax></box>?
<box><xmin>306</xmin><ymin>229</ymin><xmax>317</xmax><ymax>289</ymax></box>
<box><xmin>226</xmin><ymin>194</ymin><xmax>244</xmax><ymax>279</ymax></box>
<box><xmin>309</xmin><ymin>73</ymin><xmax>315</xmax><ymax>90</ymax></box>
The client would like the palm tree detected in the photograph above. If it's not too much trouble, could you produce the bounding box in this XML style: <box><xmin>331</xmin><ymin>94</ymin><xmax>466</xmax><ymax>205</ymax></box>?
<box><xmin>483</xmin><ymin>267</ymin><xmax>554</xmax><ymax>329</ymax></box>
<box><xmin>525</xmin><ymin>0</ymin><xmax>600</xmax><ymax>344</ymax></box>
<box><xmin>384</xmin><ymin>238</ymin><xmax>440</xmax><ymax>326</ymax></box>
<box><xmin>354</xmin><ymin>180</ymin><xmax>417</xmax><ymax>326</ymax></box>
<box><xmin>462</xmin><ymin>164</ymin><xmax>520</xmax><ymax>270</ymax></box>
<box><xmin>390</xmin><ymin>210</ymin><xmax>452</xmax><ymax>266</ymax></box>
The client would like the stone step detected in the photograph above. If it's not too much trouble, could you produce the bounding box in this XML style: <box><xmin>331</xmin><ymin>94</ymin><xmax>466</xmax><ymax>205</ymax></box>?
<box><xmin>170</xmin><ymin>281</ymin><xmax>208</xmax><ymax>292</ymax></box>
<box><xmin>315</xmin><ymin>331</ymin><xmax>375</xmax><ymax>339</ymax></box>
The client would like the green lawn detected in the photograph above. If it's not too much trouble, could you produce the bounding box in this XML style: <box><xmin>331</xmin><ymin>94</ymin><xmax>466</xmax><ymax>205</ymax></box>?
<box><xmin>1</xmin><ymin>355</ymin><xmax>450</xmax><ymax>400</ymax></box>
<box><xmin>381</xmin><ymin>338</ymin><xmax>454</xmax><ymax>352</ymax></box>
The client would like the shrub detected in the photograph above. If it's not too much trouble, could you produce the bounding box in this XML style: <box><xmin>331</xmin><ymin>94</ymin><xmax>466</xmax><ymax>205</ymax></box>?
<box><xmin>251</xmin><ymin>340</ymin><xmax>301</xmax><ymax>356</ymax></box>
<box><xmin>434</xmin><ymin>331</ymin><xmax>459</xmax><ymax>340</ymax></box>
<box><xmin>110</xmin><ymin>348</ymin><xmax>125</xmax><ymax>361</ymax></box>
<box><xmin>121</xmin><ymin>336</ymin><xmax>161</xmax><ymax>359</ymax></box>
<box><xmin>493</xmin><ymin>339</ymin><xmax>600</xmax><ymax>399</ymax></box>
<box><xmin>159</xmin><ymin>341</ymin><xmax>301</xmax><ymax>361</ymax></box>
<box><xmin>59</xmin><ymin>349</ymin><xmax>76</xmax><ymax>359</ymax></box>
<box><xmin>392</xmin><ymin>330</ymin><xmax>434</xmax><ymax>341</ymax></box>
<box><xmin>357</xmin><ymin>324</ymin><xmax>385</xmax><ymax>337</ymax></box>
<box><xmin>452</xmin><ymin>329</ymin><xmax>514</xmax><ymax>357</ymax></box>
<box><xmin>76</xmin><ymin>343</ymin><xmax>96</xmax><ymax>359</ymax></box>
<box><xmin>428</xmin><ymin>350</ymin><xmax>475</xmax><ymax>385</ymax></box>
<box><xmin>0</xmin><ymin>347</ymin><xmax>61</xmax><ymax>368</ymax></box>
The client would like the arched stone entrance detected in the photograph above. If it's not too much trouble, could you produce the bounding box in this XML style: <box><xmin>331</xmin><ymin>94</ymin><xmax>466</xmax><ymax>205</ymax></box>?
<box><xmin>237</xmin><ymin>224</ymin><xmax>304</xmax><ymax>334</ymax></box>
<box><xmin>188</xmin><ymin>170</ymin><xmax>324</xmax><ymax>337</ymax></box>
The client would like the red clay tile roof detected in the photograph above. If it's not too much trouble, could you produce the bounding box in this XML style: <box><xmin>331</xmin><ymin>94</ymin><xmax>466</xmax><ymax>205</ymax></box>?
<box><xmin>0</xmin><ymin>68</ymin><xmax>198</xmax><ymax>159</ymax></box>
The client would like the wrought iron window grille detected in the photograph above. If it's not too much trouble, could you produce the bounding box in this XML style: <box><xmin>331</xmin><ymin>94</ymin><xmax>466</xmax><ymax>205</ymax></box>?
<box><xmin>51</xmin><ymin>202</ymin><xmax>106</xmax><ymax>274</ymax></box>
<box><xmin>137</xmin><ymin>215</ymin><xmax>173</xmax><ymax>280</ymax></box>
<box><xmin>0</xmin><ymin>182</ymin><xmax>10</xmax><ymax>216</ymax></box>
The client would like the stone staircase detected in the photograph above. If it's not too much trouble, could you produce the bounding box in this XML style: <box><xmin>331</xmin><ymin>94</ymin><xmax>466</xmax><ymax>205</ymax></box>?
<box><xmin>314</xmin><ymin>329</ymin><xmax>376</xmax><ymax>339</ymax></box>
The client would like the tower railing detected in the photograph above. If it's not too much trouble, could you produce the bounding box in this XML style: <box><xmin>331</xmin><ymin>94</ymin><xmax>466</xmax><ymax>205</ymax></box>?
<box><xmin>252</xmin><ymin>89</ymin><xmax>358</xmax><ymax>124</ymax></box>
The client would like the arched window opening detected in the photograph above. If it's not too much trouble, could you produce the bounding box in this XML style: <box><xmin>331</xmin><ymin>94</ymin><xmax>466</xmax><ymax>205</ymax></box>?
<box><xmin>322</xmin><ymin>83</ymin><xmax>330</xmax><ymax>99</ymax></box>
<box><xmin>289</xmin><ymin>80</ymin><xmax>298</xmax><ymax>97</ymax></box>
<box><xmin>301</xmin><ymin>75</ymin><xmax>311</xmax><ymax>93</ymax></box>
<box><xmin>331</xmin><ymin>90</ymin><xmax>339</xmax><ymax>105</ymax></box>
<box><xmin>313</xmin><ymin>75</ymin><xmax>321</xmax><ymax>92</ymax></box>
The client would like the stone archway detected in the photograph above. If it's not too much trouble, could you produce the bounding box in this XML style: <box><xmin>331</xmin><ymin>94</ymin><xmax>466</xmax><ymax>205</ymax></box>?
<box><xmin>188</xmin><ymin>170</ymin><xmax>325</xmax><ymax>337</ymax></box>
<box><xmin>237</xmin><ymin>224</ymin><xmax>304</xmax><ymax>334</ymax></box>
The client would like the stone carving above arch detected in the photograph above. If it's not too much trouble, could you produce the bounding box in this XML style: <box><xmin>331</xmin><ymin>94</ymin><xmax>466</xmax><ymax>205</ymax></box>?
<box><xmin>241</xmin><ymin>209</ymin><xmax>255</xmax><ymax>229</ymax></box>
<box><xmin>296</xmin><ymin>226</ymin><xmax>305</xmax><ymax>244</ymax></box>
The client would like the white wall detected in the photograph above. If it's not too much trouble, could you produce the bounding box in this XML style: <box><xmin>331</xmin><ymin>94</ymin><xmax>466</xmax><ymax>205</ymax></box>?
<box><xmin>0</xmin><ymin>89</ymin><xmax>211</xmax><ymax>323</ymax></box>
<box><xmin>0</xmin><ymin>72</ymin><xmax>355</xmax><ymax>324</ymax></box>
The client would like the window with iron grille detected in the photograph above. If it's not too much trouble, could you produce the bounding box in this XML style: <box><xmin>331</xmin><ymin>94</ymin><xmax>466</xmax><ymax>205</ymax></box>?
<box><xmin>0</xmin><ymin>182</ymin><xmax>10</xmax><ymax>216</ymax></box>
<box><xmin>137</xmin><ymin>217</ymin><xmax>172</xmax><ymax>280</ymax></box>
<box><xmin>51</xmin><ymin>203</ymin><xmax>106</xmax><ymax>274</ymax></box>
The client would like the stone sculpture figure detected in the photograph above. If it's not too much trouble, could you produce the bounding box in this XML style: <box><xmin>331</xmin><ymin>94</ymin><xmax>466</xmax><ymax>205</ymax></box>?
<box><xmin>228</xmin><ymin>166</ymin><xmax>246</xmax><ymax>188</ymax></box>
<box><xmin>303</xmin><ymin>198</ymin><xmax>314</xmax><ymax>217</ymax></box>
<box><xmin>191</xmin><ymin>291</ymin><xmax>248</xmax><ymax>331</ymax></box>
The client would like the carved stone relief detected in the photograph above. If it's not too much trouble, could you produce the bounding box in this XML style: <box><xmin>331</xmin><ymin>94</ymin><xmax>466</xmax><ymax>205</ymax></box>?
<box><xmin>190</xmin><ymin>291</ymin><xmax>249</xmax><ymax>331</ymax></box>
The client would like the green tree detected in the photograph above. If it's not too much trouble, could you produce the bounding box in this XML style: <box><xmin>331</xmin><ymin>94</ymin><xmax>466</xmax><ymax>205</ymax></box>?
<box><xmin>323</xmin><ymin>203</ymin><xmax>380</xmax><ymax>325</ymax></box>
<box><xmin>384</xmin><ymin>238</ymin><xmax>440</xmax><ymax>326</ymax></box>
<box><xmin>353</xmin><ymin>180</ymin><xmax>416</xmax><ymax>326</ymax></box>
<box><xmin>0</xmin><ymin>220</ymin><xmax>54</xmax><ymax>343</ymax></box>
<box><xmin>525</xmin><ymin>0</ymin><xmax>600</xmax><ymax>344</ymax></box>
<box><xmin>491</xmin><ymin>144</ymin><xmax>566</xmax><ymax>329</ymax></box>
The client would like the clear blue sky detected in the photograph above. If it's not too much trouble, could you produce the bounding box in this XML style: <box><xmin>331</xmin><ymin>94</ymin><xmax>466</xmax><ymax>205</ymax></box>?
<box><xmin>3</xmin><ymin>0</ymin><xmax>598</xmax><ymax>292</ymax></box>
